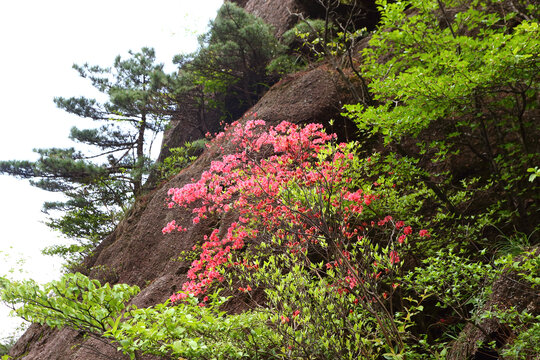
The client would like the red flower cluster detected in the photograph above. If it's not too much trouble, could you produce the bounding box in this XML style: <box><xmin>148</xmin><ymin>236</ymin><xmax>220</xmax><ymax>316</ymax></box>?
<box><xmin>163</xmin><ymin>120</ymin><xmax>413</xmax><ymax>302</ymax></box>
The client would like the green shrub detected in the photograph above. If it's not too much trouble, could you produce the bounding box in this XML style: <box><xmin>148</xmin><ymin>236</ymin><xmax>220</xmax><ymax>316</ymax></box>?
<box><xmin>344</xmin><ymin>0</ymin><xmax>540</xmax><ymax>247</ymax></box>
<box><xmin>159</xmin><ymin>139</ymin><xmax>207</xmax><ymax>179</ymax></box>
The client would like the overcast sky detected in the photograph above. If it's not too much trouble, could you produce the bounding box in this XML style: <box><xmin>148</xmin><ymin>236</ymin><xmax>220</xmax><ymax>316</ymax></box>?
<box><xmin>0</xmin><ymin>0</ymin><xmax>223</xmax><ymax>340</ymax></box>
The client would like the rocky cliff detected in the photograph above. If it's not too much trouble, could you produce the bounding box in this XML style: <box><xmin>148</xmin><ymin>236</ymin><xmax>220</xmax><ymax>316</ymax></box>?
<box><xmin>8</xmin><ymin>1</ymin><xmax>538</xmax><ymax>359</ymax></box>
<box><xmin>8</xmin><ymin>37</ymin><xmax>356</xmax><ymax>360</ymax></box>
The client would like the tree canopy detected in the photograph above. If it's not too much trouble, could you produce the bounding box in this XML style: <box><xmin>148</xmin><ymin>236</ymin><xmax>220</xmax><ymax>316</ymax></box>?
<box><xmin>176</xmin><ymin>2</ymin><xmax>282</xmax><ymax>121</ymax></box>
<box><xmin>0</xmin><ymin>47</ymin><xmax>172</xmax><ymax>264</ymax></box>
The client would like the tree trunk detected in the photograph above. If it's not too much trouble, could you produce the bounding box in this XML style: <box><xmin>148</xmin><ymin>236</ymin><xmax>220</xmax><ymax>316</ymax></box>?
<box><xmin>133</xmin><ymin>111</ymin><xmax>146</xmax><ymax>196</ymax></box>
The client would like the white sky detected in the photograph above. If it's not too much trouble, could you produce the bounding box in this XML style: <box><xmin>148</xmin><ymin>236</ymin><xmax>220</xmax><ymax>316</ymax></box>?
<box><xmin>0</xmin><ymin>0</ymin><xmax>223</xmax><ymax>340</ymax></box>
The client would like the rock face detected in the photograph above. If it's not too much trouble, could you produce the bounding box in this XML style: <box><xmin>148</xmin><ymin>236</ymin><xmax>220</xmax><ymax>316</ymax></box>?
<box><xmin>448</xmin><ymin>250</ymin><xmax>540</xmax><ymax>360</ymax></box>
<box><xmin>9</xmin><ymin>2</ymin><xmax>358</xmax><ymax>357</ymax></box>
<box><xmin>232</xmin><ymin>0</ymin><xmax>379</xmax><ymax>37</ymax></box>
<box><xmin>243</xmin><ymin>0</ymin><xmax>305</xmax><ymax>37</ymax></box>
<box><xmin>156</xmin><ymin>96</ymin><xmax>222</xmax><ymax>164</ymax></box>
<box><xmin>13</xmin><ymin>2</ymin><xmax>534</xmax><ymax>358</ymax></box>
<box><xmin>8</xmin><ymin>65</ymin><xmax>352</xmax><ymax>360</ymax></box>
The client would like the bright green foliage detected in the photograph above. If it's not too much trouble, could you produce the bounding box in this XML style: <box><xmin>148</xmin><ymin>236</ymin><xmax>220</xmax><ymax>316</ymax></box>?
<box><xmin>528</xmin><ymin>166</ymin><xmax>540</xmax><ymax>182</ymax></box>
<box><xmin>483</xmin><ymin>251</ymin><xmax>540</xmax><ymax>360</ymax></box>
<box><xmin>345</xmin><ymin>0</ymin><xmax>540</xmax><ymax>244</ymax></box>
<box><xmin>339</xmin><ymin>2</ymin><xmax>539</xmax><ymax>353</ymax></box>
<box><xmin>233</xmin><ymin>248</ymin><xmax>413</xmax><ymax>359</ymax></box>
<box><xmin>405</xmin><ymin>250</ymin><xmax>495</xmax><ymax>318</ymax></box>
<box><xmin>497</xmin><ymin>312</ymin><xmax>540</xmax><ymax>360</ymax></box>
<box><xmin>495</xmin><ymin>248</ymin><xmax>540</xmax><ymax>288</ymax></box>
<box><xmin>0</xmin><ymin>273</ymin><xmax>275</xmax><ymax>360</ymax></box>
<box><xmin>107</xmin><ymin>294</ymin><xmax>275</xmax><ymax>360</ymax></box>
<box><xmin>404</xmin><ymin>248</ymin><xmax>540</xmax><ymax>357</ymax></box>
<box><xmin>0</xmin><ymin>273</ymin><xmax>139</xmax><ymax>335</ymax></box>
<box><xmin>158</xmin><ymin>139</ymin><xmax>208</xmax><ymax>179</ymax></box>
<box><xmin>350</xmin><ymin>0</ymin><xmax>539</xmax><ymax>141</ymax></box>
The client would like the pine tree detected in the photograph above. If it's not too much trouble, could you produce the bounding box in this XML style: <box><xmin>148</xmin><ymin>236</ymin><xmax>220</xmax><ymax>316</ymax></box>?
<box><xmin>54</xmin><ymin>47</ymin><xmax>169</xmax><ymax>196</ymax></box>
<box><xmin>0</xmin><ymin>47</ymin><xmax>171</xmax><ymax>264</ymax></box>
<box><xmin>180</xmin><ymin>2</ymin><xmax>282</xmax><ymax>120</ymax></box>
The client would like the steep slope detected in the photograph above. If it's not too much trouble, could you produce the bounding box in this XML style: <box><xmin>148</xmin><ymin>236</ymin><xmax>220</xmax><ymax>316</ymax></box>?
<box><xmin>9</xmin><ymin>0</ymin><xmax>537</xmax><ymax>358</ymax></box>
<box><xmin>8</xmin><ymin>66</ymin><xmax>353</xmax><ymax>360</ymax></box>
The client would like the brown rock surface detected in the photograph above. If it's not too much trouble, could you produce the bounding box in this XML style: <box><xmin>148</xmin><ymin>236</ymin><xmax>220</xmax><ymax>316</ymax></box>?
<box><xmin>448</xmin><ymin>249</ymin><xmax>540</xmax><ymax>360</ymax></box>
<box><xmin>234</xmin><ymin>0</ymin><xmax>380</xmax><ymax>37</ymax></box>
<box><xmin>8</xmin><ymin>65</ymin><xmax>352</xmax><ymax>360</ymax></box>
<box><xmin>243</xmin><ymin>0</ymin><xmax>304</xmax><ymax>37</ymax></box>
<box><xmin>155</xmin><ymin>93</ymin><xmax>222</xmax><ymax>165</ymax></box>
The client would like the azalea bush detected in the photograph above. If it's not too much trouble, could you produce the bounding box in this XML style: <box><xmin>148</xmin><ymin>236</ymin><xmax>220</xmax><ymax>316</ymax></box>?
<box><xmin>3</xmin><ymin>118</ymin><xmax>536</xmax><ymax>358</ymax></box>
<box><xmin>0</xmin><ymin>120</ymin><xmax>430</xmax><ymax>359</ymax></box>
<box><xmin>163</xmin><ymin>119</ymin><xmax>434</xmax><ymax>357</ymax></box>
<box><xmin>0</xmin><ymin>120</ymin><xmax>432</xmax><ymax>359</ymax></box>
<box><xmin>164</xmin><ymin>119</ymin><xmax>417</xmax><ymax>296</ymax></box>
<box><xmin>0</xmin><ymin>120</ymin><xmax>431</xmax><ymax>359</ymax></box>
